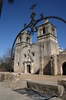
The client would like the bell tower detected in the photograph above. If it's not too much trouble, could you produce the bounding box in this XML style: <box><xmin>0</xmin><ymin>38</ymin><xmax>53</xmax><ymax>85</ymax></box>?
<box><xmin>17</xmin><ymin>30</ymin><xmax>32</xmax><ymax>44</ymax></box>
<box><xmin>37</xmin><ymin>19</ymin><xmax>59</xmax><ymax>56</ymax></box>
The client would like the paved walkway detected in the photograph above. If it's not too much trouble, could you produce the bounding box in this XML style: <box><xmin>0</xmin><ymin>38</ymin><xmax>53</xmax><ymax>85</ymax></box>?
<box><xmin>0</xmin><ymin>85</ymin><xmax>33</xmax><ymax>100</ymax></box>
<box><xmin>0</xmin><ymin>85</ymin><xmax>63</xmax><ymax>100</ymax></box>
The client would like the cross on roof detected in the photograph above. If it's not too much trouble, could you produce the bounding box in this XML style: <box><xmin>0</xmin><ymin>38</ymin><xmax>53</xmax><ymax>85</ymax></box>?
<box><xmin>30</xmin><ymin>2</ymin><xmax>37</xmax><ymax>12</ymax></box>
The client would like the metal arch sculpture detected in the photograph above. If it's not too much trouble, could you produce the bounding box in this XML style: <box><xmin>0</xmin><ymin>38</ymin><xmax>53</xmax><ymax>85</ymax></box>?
<box><xmin>10</xmin><ymin>3</ymin><xmax>66</xmax><ymax>72</ymax></box>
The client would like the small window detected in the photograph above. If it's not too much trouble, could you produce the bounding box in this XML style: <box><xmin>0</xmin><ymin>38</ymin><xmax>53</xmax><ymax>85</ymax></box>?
<box><xmin>20</xmin><ymin>36</ymin><xmax>22</xmax><ymax>42</ymax></box>
<box><xmin>26</xmin><ymin>37</ymin><xmax>28</xmax><ymax>42</ymax></box>
<box><xmin>32</xmin><ymin>52</ymin><xmax>35</xmax><ymax>56</ymax></box>
<box><xmin>23</xmin><ymin>62</ymin><xmax>24</xmax><ymax>65</ymax></box>
<box><xmin>24</xmin><ymin>54</ymin><xmax>26</xmax><ymax>58</ymax></box>
<box><xmin>40</xmin><ymin>29</ymin><xmax>42</xmax><ymax>35</ymax></box>
<box><xmin>17</xmin><ymin>62</ymin><xmax>19</xmax><ymax>66</ymax></box>
<box><xmin>42</xmin><ymin>46</ymin><xmax>44</xmax><ymax>49</ymax></box>
<box><xmin>43</xmin><ymin>28</ymin><xmax>45</xmax><ymax>34</ymax></box>
<box><xmin>52</xmin><ymin>28</ymin><xmax>54</xmax><ymax>31</ymax></box>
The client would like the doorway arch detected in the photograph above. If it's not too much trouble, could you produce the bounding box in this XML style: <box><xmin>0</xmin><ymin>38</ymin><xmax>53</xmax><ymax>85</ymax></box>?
<box><xmin>62</xmin><ymin>62</ymin><xmax>66</xmax><ymax>75</ymax></box>
<box><xmin>27</xmin><ymin>65</ymin><xmax>31</xmax><ymax>73</ymax></box>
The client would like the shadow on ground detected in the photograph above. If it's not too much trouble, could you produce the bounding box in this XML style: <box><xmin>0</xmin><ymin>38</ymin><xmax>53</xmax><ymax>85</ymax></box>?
<box><xmin>14</xmin><ymin>88</ymin><xmax>57</xmax><ymax>100</ymax></box>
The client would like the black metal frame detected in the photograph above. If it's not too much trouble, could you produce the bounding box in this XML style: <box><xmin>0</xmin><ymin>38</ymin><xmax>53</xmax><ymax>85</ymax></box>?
<box><xmin>10</xmin><ymin>3</ymin><xmax>66</xmax><ymax>72</ymax></box>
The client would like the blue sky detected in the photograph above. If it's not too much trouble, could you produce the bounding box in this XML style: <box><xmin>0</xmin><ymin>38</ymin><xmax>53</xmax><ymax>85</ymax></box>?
<box><xmin>0</xmin><ymin>0</ymin><xmax>66</xmax><ymax>57</ymax></box>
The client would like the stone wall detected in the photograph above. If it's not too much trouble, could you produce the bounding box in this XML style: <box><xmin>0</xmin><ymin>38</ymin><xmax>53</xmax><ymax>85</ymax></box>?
<box><xmin>57</xmin><ymin>51</ymin><xmax>66</xmax><ymax>75</ymax></box>
<box><xmin>14</xmin><ymin>42</ymin><xmax>41</xmax><ymax>74</ymax></box>
<box><xmin>58</xmin><ymin>79</ymin><xmax>66</xmax><ymax>99</ymax></box>
<box><xmin>27</xmin><ymin>81</ymin><xmax>58</xmax><ymax>96</ymax></box>
<box><xmin>50</xmin><ymin>55</ymin><xmax>57</xmax><ymax>75</ymax></box>
<box><xmin>43</xmin><ymin>56</ymin><xmax>51</xmax><ymax>75</ymax></box>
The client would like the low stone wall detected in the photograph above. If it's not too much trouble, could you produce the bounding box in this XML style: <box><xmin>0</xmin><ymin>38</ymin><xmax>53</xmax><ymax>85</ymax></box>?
<box><xmin>58</xmin><ymin>79</ymin><xmax>66</xmax><ymax>91</ymax></box>
<box><xmin>27</xmin><ymin>81</ymin><xmax>58</xmax><ymax>96</ymax></box>
<box><xmin>58</xmin><ymin>79</ymin><xmax>66</xmax><ymax>99</ymax></box>
<box><xmin>27</xmin><ymin>80</ymin><xmax>66</xmax><ymax>99</ymax></box>
<box><xmin>0</xmin><ymin>81</ymin><xmax>27</xmax><ymax>90</ymax></box>
<box><xmin>0</xmin><ymin>73</ymin><xmax>27</xmax><ymax>90</ymax></box>
<box><xmin>0</xmin><ymin>74</ymin><xmax>3</xmax><ymax>81</ymax></box>
<box><xmin>0</xmin><ymin>73</ymin><xmax>21</xmax><ymax>81</ymax></box>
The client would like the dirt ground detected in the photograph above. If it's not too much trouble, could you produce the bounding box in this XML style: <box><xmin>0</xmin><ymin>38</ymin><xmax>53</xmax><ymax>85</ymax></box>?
<box><xmin>0</xmin><ymin>72</ymin><xmax>66</xmax><ymax>82</ymax></box>
<box><xmin>19</xmin><ymin>73</ymin><xmax>66</xmax><ymax>82</ymax></box>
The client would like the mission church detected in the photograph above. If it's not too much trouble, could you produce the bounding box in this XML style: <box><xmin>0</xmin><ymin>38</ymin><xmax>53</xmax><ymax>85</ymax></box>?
<box><xmin>14</xmin><ymin>19</ymin><xmax>66</xmax><ymax>75</ymax></box>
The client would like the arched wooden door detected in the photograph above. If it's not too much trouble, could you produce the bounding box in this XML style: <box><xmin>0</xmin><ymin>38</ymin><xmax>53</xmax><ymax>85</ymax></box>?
<box><xmin>62</xmin><ymin>62</ymin><xmax>66</xmax><ymax>75</ymax></box>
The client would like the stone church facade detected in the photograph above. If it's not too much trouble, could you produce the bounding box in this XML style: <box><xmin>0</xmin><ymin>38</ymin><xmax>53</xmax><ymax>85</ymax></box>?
<box><xmin>14</xmin><ymin>19</ymin><xmax>66</xmax><ymax>75</ymax></box>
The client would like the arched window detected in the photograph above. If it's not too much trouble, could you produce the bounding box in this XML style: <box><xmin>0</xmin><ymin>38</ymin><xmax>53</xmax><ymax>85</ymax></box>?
<box><xmin>24</xmin><ymin>54</ymin><xmax>26</xmax><ymax>58</ymax></box>
<box><xmin>20</xmin><ymin>36</ymin><xmax>22</xmax><ymax>42</ymax></box>
<box><xmin>26</xmin><ymin>37</ymin><xmax>28</xmax><ymax>42</ymax></box>
<box><xmin>32</xmin><ymin>52</ymin><xmax>35</xmax><ymax>56</ymax></box>
<box><xmin>40</xmin><ymin>29</ymin><xmax>42</xmax><ymax>35</ymax></box>
<box><xmin>17</xmin><ymin>62</ymin><xmax>19</xmax><ymax>66</ymax></box>
<box><xmin>52</xmin><ymin>28</ymin><xmax>54</xmax><ymax>31</ymax></box>
<box><xmin>43</xmin><ymin>27</ymin><xmax>45</xmax><ymax>34</ymax></box>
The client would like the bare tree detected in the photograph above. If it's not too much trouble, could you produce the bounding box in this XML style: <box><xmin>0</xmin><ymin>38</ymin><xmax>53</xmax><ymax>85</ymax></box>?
<box><xmin>0</xmin><ymin>56</ymin><xmax>2</xmax><ymax>65</ymax></box>
<box><xmin>0</xmin><ymin>48</ymin><xmax>12</xmax><ymax>71</ymax></box>
<box><xmin>3</xmin><ymin>48</ymin><xmax>11</xmax><ymax>63</ymax></box>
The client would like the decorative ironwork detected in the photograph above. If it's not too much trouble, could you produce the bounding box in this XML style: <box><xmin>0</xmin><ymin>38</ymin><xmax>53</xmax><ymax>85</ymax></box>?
<box><xmin>10</xmin><ymin>3</ymin><xmax>66</xmax><ymax>72</ymax></box>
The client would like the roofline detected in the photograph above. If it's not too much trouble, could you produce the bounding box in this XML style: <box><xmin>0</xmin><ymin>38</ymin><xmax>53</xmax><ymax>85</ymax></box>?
<box><xmin>38</xmin><ymin>20</ymin><xmax>56</xmax><ymax>28</ymax></box>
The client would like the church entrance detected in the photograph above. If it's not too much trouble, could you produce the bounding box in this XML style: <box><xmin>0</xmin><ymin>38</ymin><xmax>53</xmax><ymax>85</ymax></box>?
<box><xmin>27</xmin><ymin>65</ymin><xmax>31</xmax><ymax>73</ymax></box>
<box><xmin>62</xmin><ymin>62</ymin><xmax>66</xmax><ymax>75</ymax></box>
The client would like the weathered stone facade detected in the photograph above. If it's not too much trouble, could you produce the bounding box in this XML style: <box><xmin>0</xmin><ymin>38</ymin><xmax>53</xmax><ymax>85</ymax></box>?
<box><xmin>14</xmin><ymin>19</ymin><xmax>66</xmax><ymax>75</ymax></box>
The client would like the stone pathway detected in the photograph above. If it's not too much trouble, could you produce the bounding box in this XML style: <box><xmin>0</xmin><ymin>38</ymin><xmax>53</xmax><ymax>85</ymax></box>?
<box><xmin>0</xmin><ymin>85</ymin><xmax>63</xmax><ymax>100</ymax></box>
<box><xmin>14</xmin><ymin>88</ymin><xmax>52</xmax><ymax>100</ymax></box>
<box><xmin>0</xmin><ymin>86</ymin><xmax>33</xmax><ymax>100</ymax></box>
<box><xmin>14</xmin><ymin>88</ymin><xmax>62</xmax><ymax>100</ymax></box>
